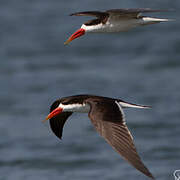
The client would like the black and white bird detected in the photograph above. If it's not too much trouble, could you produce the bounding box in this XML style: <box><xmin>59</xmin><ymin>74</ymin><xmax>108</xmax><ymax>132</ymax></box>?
<box><xmin>44</xmin><ymin>94</ymin><xmax>154</xmax><ymax>179</ymax></box>
<box><xmin>64</xmin><ymin>8</ymin><xmax>171</xmax><ymax>44</ymax></box>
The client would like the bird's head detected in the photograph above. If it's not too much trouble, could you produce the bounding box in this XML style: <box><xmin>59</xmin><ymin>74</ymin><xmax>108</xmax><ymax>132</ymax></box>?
<box><xmin>64</xmin><ymin>28</ymin><xmax>86</xmax><ymax>45</ymax></box>
<box><xmin>44</xmin><ymin>97</ymin><xmax>90</xmax><ymax>122</ymax></box>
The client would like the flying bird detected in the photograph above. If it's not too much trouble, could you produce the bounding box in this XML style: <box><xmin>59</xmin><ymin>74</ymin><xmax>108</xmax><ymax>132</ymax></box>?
<box><xmin>44</xmin><ymin>94</ymin><xmax>154</xmax><ymax>179</ymax></box>
<box><xmin>64</xmin><ymin>8</ymin><xmax>171</xmax><ymax>44</ymax></box>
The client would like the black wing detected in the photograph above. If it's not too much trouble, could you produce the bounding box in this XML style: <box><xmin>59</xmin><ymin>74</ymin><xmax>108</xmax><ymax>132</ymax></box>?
<box><xmin>86</xmin><ymin>99</ymin><xmax>154</xmax><ymax>179</ymax></box>
<box><xmin>49</xmin><ymin>100</ymin><xmax>72</xmax><ymax>139</ymax></box>
<box><xmin>107</xmin><ymin>8</ymin><xmax>169</xmax><ymax>18</ymax></box>
<box><xmin>70</xmin><ymin>11</ymin><xmax>108</xmax><ymax>18</ymax></box>
<box><xmin>49</xmin><ymin>112</ymin><xmax>72</xmax><ymax>139</ymax></box>
<box><xmin>70</xmin><ymin>11</ymin><xmax>109</xmax><ymax>25</ymax></box>
<box><xmin>107</xmin><ymin>8</ymin><xmax>169</xmax><ymax>14</ymax></box>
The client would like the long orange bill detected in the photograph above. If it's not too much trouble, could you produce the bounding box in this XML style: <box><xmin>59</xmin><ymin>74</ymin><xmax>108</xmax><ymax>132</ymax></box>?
<box><xmin>64</xmin><ymin>28</ymin><xmax>85</xmax><ymax>45</ymax></box>
<box><xmin>43</xmin><ymin>107</ymin><xmax>63</xmax><ymax>122</ymax></box>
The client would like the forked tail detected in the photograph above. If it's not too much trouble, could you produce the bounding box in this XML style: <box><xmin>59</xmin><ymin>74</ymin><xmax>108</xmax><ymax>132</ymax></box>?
<box><xmin>142</xmin><ymin>17</ymin><xmax>174</xmax><ymax>25</ymax></box>
<box><xmin>118</xmin><ymin>100</ymin><xmax>151</xmax><ymax>109</ymax></box>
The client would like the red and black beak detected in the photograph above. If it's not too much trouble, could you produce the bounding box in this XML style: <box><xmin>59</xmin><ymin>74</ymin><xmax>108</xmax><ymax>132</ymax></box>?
<box><xmin>43</xmin><ymin>107</ymin><xmax>63</xmax><ymax>122</ymax></box>
<box><xmin>64</xmin><ymin>28</ymin><xmax>85</xmax><ymax>45</ymax></box>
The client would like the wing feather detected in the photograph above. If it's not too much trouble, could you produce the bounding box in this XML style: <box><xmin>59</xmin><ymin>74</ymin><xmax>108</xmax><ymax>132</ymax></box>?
<box><xmin>106</xmin><ymin>8</ymin><xmax>169</xmax><ymax>19</ymax></box>
<box><xmin>70</xmin><ymin>9</ymin><xmax>170</xmax><ymax>20</ymax></box>
<box><xmin>86</xmin><ymin>99</ymin><xmax>154</xmax><ymax>179</ymax></box>
<box><xmin>49</xmin><ymin>112</ymin><xmax>72</xmax><ymax>139</ymax></box>
<box><xmin>107</xmin><ymin>8</ymin><xmax>168</xmax><ymax>13</ymax></box>
<box><xmin>70</xmin><ymin>11</ymin><xmax>108</xmax><ymax>18</ymax></box>
<box><xmin>106</xmin><ymin>8</ymin><xmax>168</xmax><ymax>17</ymax></box>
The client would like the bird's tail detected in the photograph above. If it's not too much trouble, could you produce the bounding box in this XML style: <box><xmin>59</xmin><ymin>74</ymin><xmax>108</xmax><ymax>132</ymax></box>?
<box><xmin>118</xmin><ymin>100</ymin><xmax>151</xmax><ymax>109</ymax></box>
<box><xmin>142</xmin><ymin>16</ymin><xmax>174</xmax><ymax>25</ymax></box>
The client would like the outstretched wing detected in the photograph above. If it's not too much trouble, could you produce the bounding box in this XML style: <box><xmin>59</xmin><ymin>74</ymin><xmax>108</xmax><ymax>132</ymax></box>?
<box><xmin>86</xmin><ymin>99</ymin><xmax>154</xmax><ymax>179</ymax></box>
<box><xmin>107</xmin><ymin>8</ymin><xmax>168</xmax><ymax>19</ymax></box>
<box><xmin>70</xmin><ymin>11</ymin><xmax>108</xmax><ymax>18</ymax></box>
<box><xmin>49</xmin><ymin>100</ymin><xmax>72</xmax><ymax>139</ymax></box>
<box><xmin>49</xmin><ymin>112</ymin><xmax>72</xmax><ymax>139</ymax></box>
<box><xmin>70</xmin><ymin>11</ymin><xmax>109</xmax><ymax>25</ymax></box>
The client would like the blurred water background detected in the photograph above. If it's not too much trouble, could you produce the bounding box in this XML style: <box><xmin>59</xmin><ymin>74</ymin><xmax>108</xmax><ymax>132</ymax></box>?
<box><xmin>0</xmin><ymin>0</ymin><xmax>179</xmax><ymax>180</ymax></box>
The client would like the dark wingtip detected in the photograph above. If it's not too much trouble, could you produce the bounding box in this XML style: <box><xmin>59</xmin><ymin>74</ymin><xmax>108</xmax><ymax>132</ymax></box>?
<box><xmin>145</xmin><ymin>169</ymin><xmax>155</xmax><ymax>180</ymax></box>
<box><xmin>150</xmin><ymin>174</ymin><xmax>155</xmax><ymax>180</ymax></box>
<box><xmin>69</xmin><ymin>12</ymin><xmax>82</xmax><ymax>16</ymax></box>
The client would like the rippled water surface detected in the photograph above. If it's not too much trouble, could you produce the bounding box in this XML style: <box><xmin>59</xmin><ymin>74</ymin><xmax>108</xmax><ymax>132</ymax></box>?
<box><xmin>0</xmin><ymin>1</ymin><xmax>180</xmax><ymax>180</ymax></box>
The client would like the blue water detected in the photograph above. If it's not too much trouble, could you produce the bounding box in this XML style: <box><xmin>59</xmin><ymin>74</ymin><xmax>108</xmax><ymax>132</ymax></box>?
<box><xmin>0</xmin><ymin>1</ymin><xmax>179</xmax><ymax>180</ymax></box>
